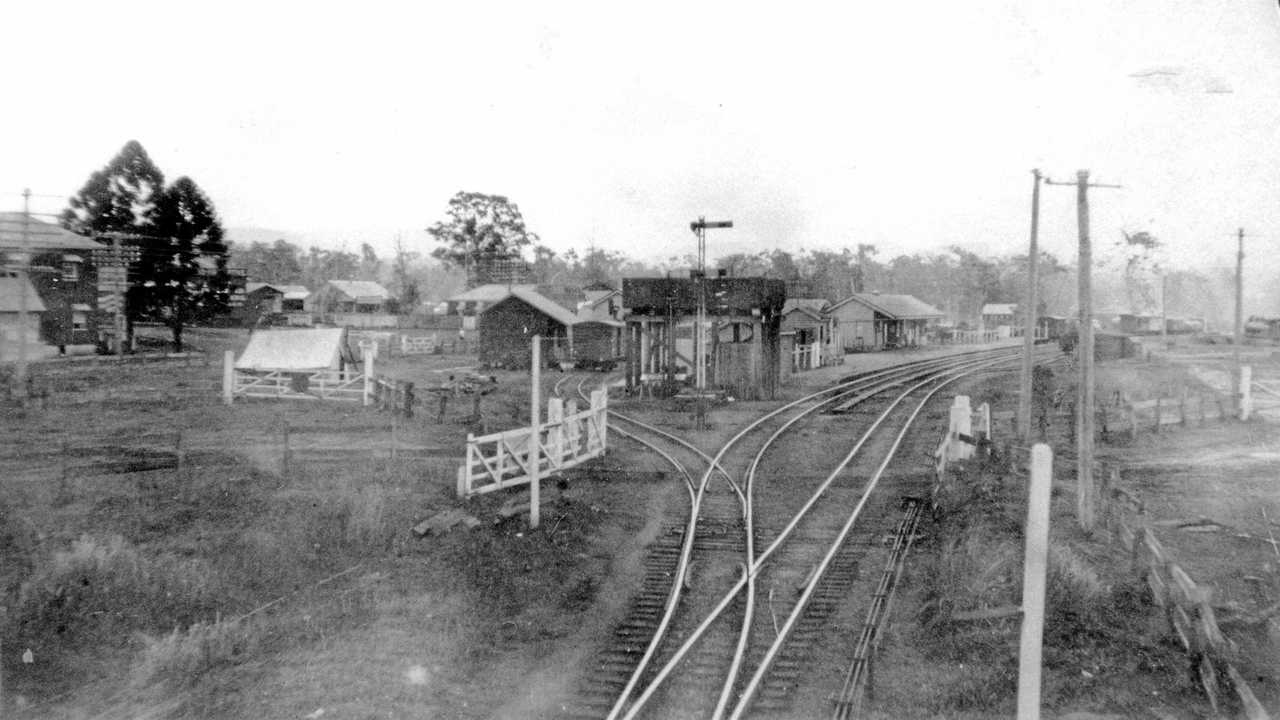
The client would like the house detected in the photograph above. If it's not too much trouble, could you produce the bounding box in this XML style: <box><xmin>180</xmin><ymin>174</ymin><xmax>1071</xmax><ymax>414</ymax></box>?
<box><xmin>780</xmin><ymin>298</ymin><xmax>835</xmax><ymax>371</ymax></box>
<box><xmin>241</xmin><ymin>283</ymin><xmax>311</xmax><ymax>326</ymax></box>
<box><xmin>0</xmin><ymin>212</ymin><xmax>104</xmax><ymax>351</ymax></box>
<box><xmin>981</xmin><ymin>303</ymin><xmax>1018</xmax><ymax>337</ymax></box>
<box><xmin>477</xmin><ymin>286</ymin><xmax>622</xmax><ymax>368</ymax></box>
<box><xmin>313</xmin><ymin>280</ymin><xmax>396</xmax><ymax>328</ymax></box>
<box><xmin>0</xmin><ymin>272</ymin><xmax>57</xmax><ymax>362</ymax></box>
<box><xmin>829</xmin><ymin>292</ymin><xmax>944</xmax><ymax>351</ymax></box>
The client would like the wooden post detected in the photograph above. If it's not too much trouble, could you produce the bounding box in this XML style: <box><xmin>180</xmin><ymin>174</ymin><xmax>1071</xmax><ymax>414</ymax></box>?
<box><xmin>547</xmin><ymin>398</ymin><xmax>564</xmax><ymax>466</ymax></box>
<box><xmin>1239</xmin><ymin>365</ymin><xmax>1252</xmax><ymax>421</ymax></box>
<box><xmin>1017</xmin><ymin>443</ymin><xmax>1053</xmax><ymax>720</ymax></box>
<box><xmin>362</xmin><ymin>349</ymin><xmax>374</xmax><ymax>406</ymax></box>
<box><xmin>530</xmin><ymin>335</ymin><xmax>541</xmax><ymax>529</ymax></box>
<box><xmin>1076</xmin><ymin>170</ymin><xmax>1096</xmax><ymax>535</ymax></box>
<box><xmin>1019</xmin><ymin>170</ymin><xmax>1043</xmax><ymax>440</ymax></box>
<box><xmin>222</xmin><ymin>350</ymin><xmax>235</xmax><ymax>405</ymax></box>
<box><xmin>949</xmin><ymin>396</ymin><xmax>973</xmax><ymax>461</ymax></box>
<box><xmin>1154</xmin><ymin>397</ymin><xmax>1162</xmax><ymax>433</ymax></box>
<box><xmin>1179</xmin><ymin>388</ymin><xmax>1187</xmax><ymax>427</ymax></box>
<box><xmin>282</xmin><ymin>422</ymin><xmax>291</xmax><ymax>479</ymax></box>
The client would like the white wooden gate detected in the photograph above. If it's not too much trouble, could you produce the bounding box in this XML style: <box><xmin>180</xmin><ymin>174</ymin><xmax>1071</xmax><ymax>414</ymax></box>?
<box><xmin>457</xmin><ymin>389</ymin><xmax>608</xmax><ymax>497</ymax></box>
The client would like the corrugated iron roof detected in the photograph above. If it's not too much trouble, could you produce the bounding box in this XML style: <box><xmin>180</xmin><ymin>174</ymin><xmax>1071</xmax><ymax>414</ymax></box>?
<box><xmin>235</xmin><ymin>328</ymin><xmax>351</xmax><ymax>370</ymax></box>
<box><xmin>448</xmin><ymin>283</ymin><xmax>536</xmax><ymax>303</ymax></box>
<box><xmin>831</xmin><ymin>292</ymin><xmax>943</xmax><ymax>319</ymax></box>
<box><xmin>783</xmin><ymin>297</ymin><xmax>830</xmax><ymax>320</ymax></box>
<box><xmin>0</xmin><ymin>274</ymin><xmax>48</xmax><ymax>312</ymax></box>
<box><xmin>0</xmin><ymin>213</ymin><xmax>104</xmax><ymax>252</ymax></box>
<box><xmin>982</xmin><ymin>303</ymin><xmax>1017</xmax><ymax>316</ymax></box>
<box><xmin>326</xmin><ymin>280</ymin><xmax>391</xmax><ymax>301</ymax></box>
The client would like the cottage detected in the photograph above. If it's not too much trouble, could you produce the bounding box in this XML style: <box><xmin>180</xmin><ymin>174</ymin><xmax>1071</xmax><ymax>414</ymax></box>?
<box><xmin>0</xmin><ymin>212</ymin><xmax>104</xmax><ymax>351</ymax></box>
<box><xmin>241</xmin><ymin>283</ymin><xmax>311</xmax><ymax>326</ymax></box>
<box><xmin>980</xmin><ymin>303</ymin><xmax>1018</xmax><ymax>337</ymax></box>
<box><xmin>313</xmin><ymin>280</ymin><xmax>395</xmax><ymax>327</ymax></box>
<box><xmin>829</xmin><ymin>292</ymin><xmax>943</xmax><ymax>351</ymax></box>
<box><xmin>446</xmin><ymin>284</ymin><xmax>536</xmax><ymax>330</ymax></box>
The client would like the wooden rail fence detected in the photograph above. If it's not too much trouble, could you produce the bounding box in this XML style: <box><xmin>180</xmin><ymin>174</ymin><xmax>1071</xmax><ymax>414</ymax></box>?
<box><xmin>456</xmin><ymin>389</ymin><xmax>608</xmax><ymax>497</ymax></box>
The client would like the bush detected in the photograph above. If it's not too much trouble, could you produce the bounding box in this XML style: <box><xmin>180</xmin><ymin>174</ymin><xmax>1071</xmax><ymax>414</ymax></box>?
<box><xmin>130</xmin><ymin>617</ymin><xmax>258</xmax><ymax>690</ymax></box>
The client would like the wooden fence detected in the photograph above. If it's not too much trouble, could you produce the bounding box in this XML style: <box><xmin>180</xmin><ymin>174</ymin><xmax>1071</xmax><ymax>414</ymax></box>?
<box><xmin>791</xmin><ymin>342</ymin><xmax>820</xmax><ymax>372</ymax></box>
<box><xmin>222</xmin><ymin>351</ymin><xmax>413</xmax><ymax>415</ymax></box>
<box><xmin>1101</xmin><ymin>485</ymin><xmax>1271</xmax><ymax>719</ymax></box>
<box><xmin>456</xmin><ymin>389</ymin><xmax>608</xmax><ymax>497</ymax></box>
<box><xmin>400</xmin><ymin>334</ymin><xmax>438</xmax><ymax>355</ymax></box>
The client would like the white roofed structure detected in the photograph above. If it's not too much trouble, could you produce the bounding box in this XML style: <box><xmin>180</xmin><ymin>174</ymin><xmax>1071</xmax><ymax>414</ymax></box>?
<box><xmin>236</xmin><ymin>328</ymin><xmax>355</xmax><ymax>371</ymax></box>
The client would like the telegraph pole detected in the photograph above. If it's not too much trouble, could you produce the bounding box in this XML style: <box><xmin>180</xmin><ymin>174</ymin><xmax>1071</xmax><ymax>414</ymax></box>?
<box><xmin>1045</xmin><ymin>170</ymin><xmax>1120</xmax><ymax>534</ymax></box>
<box><xmin>15</xmin><ymin>189</ymin><xmax>31</xmax><ymax>400</ymax></box>
<box><xmin>1018</xmin><ymin>170</ymin><xmax>1042</xmax><ymax>440</ymax></box>
<box><xmin>1234</xmin><ymin>227</ymin><xmax>1244</xmax><ymax>413</ymax></box>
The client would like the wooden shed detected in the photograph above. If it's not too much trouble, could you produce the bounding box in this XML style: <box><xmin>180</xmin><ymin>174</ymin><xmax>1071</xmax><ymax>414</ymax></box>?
<box><xmin>477</xmin><ymin>287</ymin><xmax>621</xmax><ymax>369</ymax></box>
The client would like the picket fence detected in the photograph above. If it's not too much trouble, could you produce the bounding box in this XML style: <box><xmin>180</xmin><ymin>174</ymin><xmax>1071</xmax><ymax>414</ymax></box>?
<box><xmin>456</xmin><ymin>389</ymin><xmax>608</xmax><ymax>497</ymax></box>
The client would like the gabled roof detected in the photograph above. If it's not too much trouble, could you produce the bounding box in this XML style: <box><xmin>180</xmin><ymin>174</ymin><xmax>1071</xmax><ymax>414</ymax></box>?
<box><xmin>235</xmin><ymin>328</ymin><xmax>353</xmax><ymax>370</ymax></box>
<box><xmin>783</xmin><ymin>297</ymin><xmax>830</xmax><ymax>321</ymax></box>
<box><xmin>982</xmin><ymin>303</ymin><xmax>1017</xmax><ymax>316</ymax></box>
<box><xmin>0</xmin><ymin>213</ymin><xmax>104</xmax><ymax>252</ymax></box>
<box><xmin>506</xmin><ymin>287</ymin><xmax>582</xmax><ymax>327</ymax></box>
<box><xmin>0</xmin><ymin>273</ymin><xmax>47</xmax><ymax>312</ymax></box>
<box><xmin>831</xmin><ymin>292</ymin><xmax>943</xmax><ymax>320</ymax></box>
<box><xmin>249</xmin><ymin>282</ymin><xmax>311</xmax><ymax>300</ymax></box>
<box><xmin>448</xmin><ymin>283</ymin><xmax>536</xmax><ymax>304</ymax></box>
<box><xmin>326</xmin><ymin>280</ymin><xmax>391</xmax><ymax>302</ymax></box>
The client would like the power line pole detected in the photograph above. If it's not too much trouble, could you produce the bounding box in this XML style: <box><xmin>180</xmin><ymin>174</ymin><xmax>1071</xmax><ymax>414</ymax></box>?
<box><xmin>1046</xmin><ymin>170</ymin><xmax>1120</xmax><ymax>535</ymax></box>
<box><xmin>1018</xmin><ymin>169</ymin><xmax>1042</xmax><ymax>440</ymax></box>
<box><xmin>16</xmin><ymin>188</ymin><xmax>31</xmax><ymax>400</ymax></box>
<box><xmin>1234</xmin><ymin>227</ymin><xmax>1244</xmax><ymax>414</ymax></box>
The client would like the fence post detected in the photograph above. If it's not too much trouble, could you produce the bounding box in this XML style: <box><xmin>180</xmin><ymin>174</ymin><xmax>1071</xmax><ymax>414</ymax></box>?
<box><xmin>457</xmin><ymin>433</ymin><xmax>475</xmax><ymax>497</ymax></box>
<box><xmin>566</xmin><ymin>399</ymin><xmax>580</xmax><ymax>455</ymax></box>
<box><xmin>948</xmin><ymin>396</ymin><xmax>972</xmax><ymax>461</ymax></box>
<box><xmin>530</xmin><ymin>335</ymin><xmax>541</xmax><ymax>529</ymax></box>
<box><xmin>1179</xmin><ymin>388</ymin><xmax>1187</xmax><ymax>427</ymax></box>
<box><xmin>1154</xmin><ymin>397</ymin><xmax>1162</xmax><ymax>433</ymax></box>
<box><xmin>547</xmin><ymin>397</ymin><xmax>564</xmax><ymax>466</ymax></box>
<box><xmin>363</xmin><ymin>350</ymin><xmax>374</xmax><ymax>406</ymax></box>
<box><xmin>222</xmin><ymin>350</ymin><xmax>235</xmax><ymax>405</ymax></box>
<box><xmin>1239</xmin><ymin>365</ymin><xmax>1252</xmax><ymax>421</ymax></box>
<box><xmin>1017</xmin><ymin>443</ymin><xmax>1053</xmax><ymax>720</ymax></box>
<box><xmin>282</xmin><ymin>422</ymin><xmax>291</xmax><ymax>479</ymax></box>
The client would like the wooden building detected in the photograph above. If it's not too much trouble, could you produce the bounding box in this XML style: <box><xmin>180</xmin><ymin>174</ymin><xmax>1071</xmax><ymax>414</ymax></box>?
<box><xmin>0</xmin><ymin>212</ymin><xmax>103</xmax><ymax>351</ymax></box>
<box><xmin>622</xmin><ymin>277</ymin><xmax>786</xmax><ymax>400</ymax></box>
<box><xmin>981</xmin><ymin>303</ymin><xmax>1017</xmax><ymax>335</ymax></box>
<box><xmin>477</xmin><ymin>287</ymin><xmax>622</xmax><ymax>368</ymax></box>
<box><xmin>241</xmin><ymin>283</ymin><xmax>311</xmax><ymax>326</ymax></box>
<box><xmin>829</xmin><ymin>292</ymin><xmax>943</xmax><ymax>351</ymax></box>
<box><xmin>780</xmin><ymin>297</ymin><xmax>837</xmax><ymax>372</ymax></box>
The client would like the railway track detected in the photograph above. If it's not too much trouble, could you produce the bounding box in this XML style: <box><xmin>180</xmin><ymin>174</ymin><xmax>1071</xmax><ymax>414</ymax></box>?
<box><xmin>553</xmin><ymin>346</ymin><xmax>1055</xmax><ymax>720</ymax></box>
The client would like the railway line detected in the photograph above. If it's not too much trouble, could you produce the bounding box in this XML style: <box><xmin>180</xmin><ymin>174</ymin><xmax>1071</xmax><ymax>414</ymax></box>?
<box><xmin>551</xmin><ymin>345</ymin><xmax>1058</xmax><ymax>720</ymax></box>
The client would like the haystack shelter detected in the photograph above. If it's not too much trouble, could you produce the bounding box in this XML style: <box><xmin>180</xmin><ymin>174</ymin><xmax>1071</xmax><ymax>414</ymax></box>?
<box><xmin>236</xmin><ymin>327</ymin><xmax>356</xmax><ymax>372</ymax></box>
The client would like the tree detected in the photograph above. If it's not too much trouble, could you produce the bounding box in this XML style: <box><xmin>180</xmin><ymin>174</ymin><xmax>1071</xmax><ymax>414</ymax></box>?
<box><xmin>427</xmin><ymin>192</ymin><xmax>540</xmax><ymax>286</ymax></box>
<box><xmin>61</xmin><ymin>140</ymin><xmax>165</xmax><ymax>236</ymax></box>
<box><xmin>135</xmin><ymin>176</ymin><xmax>228</xmax><ymax>351</ymax></box>
<box><xmin>232</xmin><ymin>239</ymin><xmax>303</xmax><ymax>284</ymax></box>
<box><xmin>1116</xmin><ymin>230</ymin><xmax>1162</xmax><ymax>313</ymax></box>
<box><xmin>391</xmin><ymin>237</ymin><xmax>421</xmax><ymax>312</ymax></box>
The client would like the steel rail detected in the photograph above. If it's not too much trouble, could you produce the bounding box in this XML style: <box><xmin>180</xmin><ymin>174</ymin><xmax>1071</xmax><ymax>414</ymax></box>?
<box><xmin>617</xmin><ymin>349</ymin><xmax>1027</xmax><ymax>720</ymax></box>
<box><xmin>724</xmin><ymin>353</ymin><xmax>1022</xmax><ymax>720</ymax></box>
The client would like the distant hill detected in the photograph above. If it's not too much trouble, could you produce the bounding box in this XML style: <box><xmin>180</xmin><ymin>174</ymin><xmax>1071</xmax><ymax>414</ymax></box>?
<box><xmin>224</xmin><ymin>226</ymin><xmax>308</xmax><ymax>248</ymax></box>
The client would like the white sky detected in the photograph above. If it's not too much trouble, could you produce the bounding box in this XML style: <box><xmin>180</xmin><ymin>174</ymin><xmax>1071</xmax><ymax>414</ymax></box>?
<box><xmin>3</xmin><ymin>1</ymin><xmax>1280</xmax><ymax>288</ymax></box>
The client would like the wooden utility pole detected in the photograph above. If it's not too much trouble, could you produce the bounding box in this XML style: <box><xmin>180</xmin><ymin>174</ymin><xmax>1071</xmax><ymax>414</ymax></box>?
<box><xmin>1234</xmin><ymin>228</ymin><xmax>1244</xmax><ymax>414</ymax></box>
<box><xmin>1018</xmin><ymin>170</ymin><xmax>1042</xmax><ymax>440</ymax></box>
<box><xmin>14</xmin><ymin>188</ymin><xmax>33</xmax><ymax>400</ymax></box>
<box><xmin>1075</xmin><ymin>171</ymin><xmax>1095</xmax><ymax>533</ymax></box>
<box><xmin>1045</xmin><ymin>170</ymin><xmax>1119</xmax><ymax>534</ymax></box>
<box><xmin>1160</xmin><ymin>272</ymin><xmax>1168</xmax><ymax>348</ymax></box>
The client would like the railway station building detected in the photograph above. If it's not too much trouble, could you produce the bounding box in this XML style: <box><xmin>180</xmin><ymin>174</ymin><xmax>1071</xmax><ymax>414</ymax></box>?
<box><xmin>780</xmin><ymin>297</ymin><xmax>839</xmax><ymax>372</ymax></box>
<box><xmin>621</xmin><ymin>276</ymin><xmax>786</xmax><ymax>400</ymax></box>
<box><xmin>828</xmin><ymin>292</ymin><xmax>943</xmax><ymax>351</ymax></box>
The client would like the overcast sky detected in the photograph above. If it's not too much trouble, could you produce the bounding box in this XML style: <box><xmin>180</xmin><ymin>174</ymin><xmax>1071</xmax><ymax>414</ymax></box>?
<box><xmin>3</xmin><ymin>1</ymin><xmax>1279</xmax><ymax>285</ymax></box>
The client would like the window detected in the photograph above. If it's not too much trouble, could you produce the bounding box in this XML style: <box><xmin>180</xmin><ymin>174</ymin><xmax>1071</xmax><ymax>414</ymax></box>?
<box><xmin>71</xmin><ymin>311</ymin><xmax>88</xmax><ymax>331</ymax></box>
<box><xmin>62</xmin><ymin>258</ymin><xmax>81</xmax><ymax>281</ymax></box>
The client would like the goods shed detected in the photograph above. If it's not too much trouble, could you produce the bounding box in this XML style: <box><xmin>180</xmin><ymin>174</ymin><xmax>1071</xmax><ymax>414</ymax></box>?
<box><xmin>622</xmin><ymin>276</ymin><xmax>786</xmax><ymax>399</ymax></box>
<box><xmin>477</xmin><ymin>287</ymin><xmax>622</xmax><ymax>369</ymax></box>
